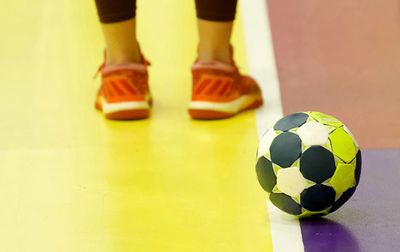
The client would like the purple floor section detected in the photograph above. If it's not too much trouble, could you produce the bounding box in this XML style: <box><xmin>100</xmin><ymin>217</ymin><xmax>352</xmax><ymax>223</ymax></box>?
<box><xmin>300</xmin><ymin>149</ymin><xmax>400</xmax><ymax>252</ymax></box>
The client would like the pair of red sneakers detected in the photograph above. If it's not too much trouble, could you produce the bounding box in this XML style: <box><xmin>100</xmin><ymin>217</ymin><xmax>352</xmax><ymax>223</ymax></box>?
<box><xmin>95</xmin><ymin>52</ymin><xmax>263</xmax><ymax>120</ymax></box>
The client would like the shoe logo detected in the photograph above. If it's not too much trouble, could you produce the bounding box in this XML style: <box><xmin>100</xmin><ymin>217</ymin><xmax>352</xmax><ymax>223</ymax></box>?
<box><xmin>195</xmin><ymin>75</ymin><xmax>233</xmax><ymax>97</ymax></box>
<box><xmin>103</xmin><ymin>76</ymin><xmax>140</xmax><ymax>98</ymax></box>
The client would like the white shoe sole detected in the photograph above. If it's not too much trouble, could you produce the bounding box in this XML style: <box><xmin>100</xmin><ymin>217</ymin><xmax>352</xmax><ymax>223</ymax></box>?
<box><xmin>100</xmin><ymin>97</ymin><xmax>150</xmax><ymax>114</ymax></box>
<box><xmin>188</xmin><ymin>94</ymin><xmax>260</xmax><ymax>113</ymax></box>
<box><xmin>188</xmin><ymin>94</ymin><xmax>263</xmax><ymax>119</ymax></box>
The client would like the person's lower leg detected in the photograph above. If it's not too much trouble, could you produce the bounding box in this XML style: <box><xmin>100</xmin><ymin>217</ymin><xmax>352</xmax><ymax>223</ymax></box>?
<box><xmin>101</xmin><ymin>19</ymin><xmax>141</xmax><ymax>65</ymax></box>
<box><xmin>94</xmin><ymin>0</ymin><xmax>141</xmax><ymax>65</ymax></box>
<box><xmin>197</xmin><ymin>20</ymin><xmax>233</xmax><ymax>64</ymax></box>
<box><xmin>195</xmin><ymin>0</ymin><xmax>237</xmax><ymax>64</ymax></box>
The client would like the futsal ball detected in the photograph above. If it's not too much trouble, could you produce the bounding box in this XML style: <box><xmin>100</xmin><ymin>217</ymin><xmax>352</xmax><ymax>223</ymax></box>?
<box><xmin>256</xmin><ymin>112</ymin><xmax>361</xmax><ymax>217</ymax></box>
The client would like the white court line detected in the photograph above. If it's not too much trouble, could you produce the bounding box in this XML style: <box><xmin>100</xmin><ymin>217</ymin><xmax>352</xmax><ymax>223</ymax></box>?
<box><xmin>240</xmin><ymin>1</ymin><xmax>305</xmax><ymax>251</ymax></box>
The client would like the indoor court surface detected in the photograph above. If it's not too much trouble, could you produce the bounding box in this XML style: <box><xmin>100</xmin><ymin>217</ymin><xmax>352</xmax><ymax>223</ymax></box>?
<box><xmin>0</xmin><ymin>0</ymin><xmax>399</xmax><ymax>251</ymax></box>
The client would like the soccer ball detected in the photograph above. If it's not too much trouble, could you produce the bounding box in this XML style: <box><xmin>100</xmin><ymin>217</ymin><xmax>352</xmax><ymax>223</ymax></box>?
<box><xmin>256</xmin><ymin>112</ymin><xmax>361</xmax><ymax>217</ymax></box>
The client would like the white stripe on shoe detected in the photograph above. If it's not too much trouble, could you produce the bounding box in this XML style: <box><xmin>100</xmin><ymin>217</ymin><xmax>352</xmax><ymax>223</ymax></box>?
<box><xmin>100</xmin><ymin>96</ymin><xmax>150</xmax><ymax>114</ymax></box>
<box><xmin>188</xmin><ymin>94</ymin><xmax>261</xmax><ymax>113</ymax></box>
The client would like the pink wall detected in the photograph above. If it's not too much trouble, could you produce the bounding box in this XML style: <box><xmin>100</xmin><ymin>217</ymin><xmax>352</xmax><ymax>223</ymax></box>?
<box><xmin>267</xmin><ymin>0</ymin><xmax>400</xmax><ymax>148</ymax></box>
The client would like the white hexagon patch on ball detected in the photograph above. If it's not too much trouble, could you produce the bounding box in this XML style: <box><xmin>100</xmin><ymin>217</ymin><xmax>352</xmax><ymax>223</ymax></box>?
<box><xmin>297</xmin><ymin>121</ymin><xmax>330</xmax><ymax>146</ymax></box>
<box><xmin>257</xmin><ymin>128</ymin><xmax>277</xmax><ymax>158</ymax></box>
<box><xmin>276</xmin><ymin>167</ymin><xmax>308</xmax><ymax>197</ymax></box>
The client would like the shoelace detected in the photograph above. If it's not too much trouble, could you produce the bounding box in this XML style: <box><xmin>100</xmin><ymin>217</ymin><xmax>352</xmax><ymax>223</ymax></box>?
<box><xmin>93</xmin><ymin>62</ymin><xmax>106</xmax><ymax>79</ymax></box>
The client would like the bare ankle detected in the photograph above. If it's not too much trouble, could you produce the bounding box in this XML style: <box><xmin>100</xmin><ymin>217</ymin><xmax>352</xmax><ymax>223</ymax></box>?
<box><xmin>197</xmin><ymin>44</ymin><xmax>231</xmax><ymax>64</ymax></box>
<box><xmin>101</xmin><ymin>19</ymin><xmax>142</xmax><ymax>65</ymax></box>
<box><xmin>106</xmin><ymin>48</ymin><xmax>141</xmax><ymax>65</ymax></box>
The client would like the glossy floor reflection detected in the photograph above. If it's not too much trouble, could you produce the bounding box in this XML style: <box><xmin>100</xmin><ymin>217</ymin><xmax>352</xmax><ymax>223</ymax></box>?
<box><xmin>301</xmin><ymin>218</ymin><xmax>360</xmax><ymax>252</ymax></box>
<box><xmin>0</xmin><ymin>0</ymin><xmax>273</xmax><ymax>251</ymax></box>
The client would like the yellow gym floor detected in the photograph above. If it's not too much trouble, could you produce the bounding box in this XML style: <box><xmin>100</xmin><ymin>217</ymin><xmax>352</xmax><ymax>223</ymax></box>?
<box><xmin>0</xmin><ymin>0</ymin><xmax>273</xmax><ymax>251</ymax></box>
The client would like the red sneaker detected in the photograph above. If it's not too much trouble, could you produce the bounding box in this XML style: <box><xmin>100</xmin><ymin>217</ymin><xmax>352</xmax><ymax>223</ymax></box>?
<box><xmin>189</xmin><ymin>60</ymin><xmax>263</xmax><ymax>119</ymax></box>
<box><xmin>95</xmin><ymin>60</ymin><xmax>151</xmax><ymax>120</ymax></box>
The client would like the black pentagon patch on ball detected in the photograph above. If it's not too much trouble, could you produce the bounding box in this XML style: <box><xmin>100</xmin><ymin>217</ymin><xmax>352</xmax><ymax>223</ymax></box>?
<box><xmin>355</xmin><ymin>150</ymin><xmax>362</xmax><ymax>185</ymax></box>
<box><xmin>301</xmin><ymin>184</ymin><xmax>336</xmax><ymax>211</ymax></box>
<box><xmin>329</xmin><ymin>187</ymin><xmax>356</xmax><ymax>213</ymax></box>
<box><xmin>274</xmin><ymin>112</ymin><xmax>309</xmax><ymax>131</ymax></box>
<box><xmin>256</xmin><ymin>157</ymin><xmax>276</xmax><ymax>193</ymax></box>
<box><xmin>270</xmin><ymin>193</ymin><xmax>302</xmax><ymax>215</ymax></box>
<box><xmin>300</xmin><ymin>146</ymin><xmax>336</xmax><ymax>183</ymax></box>
<box><xmin>270</xmin><ymin>132</ymin><xmax>302</xmax><ymax>168</ymax></box>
